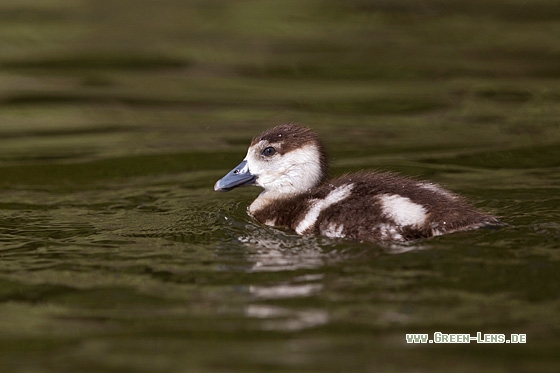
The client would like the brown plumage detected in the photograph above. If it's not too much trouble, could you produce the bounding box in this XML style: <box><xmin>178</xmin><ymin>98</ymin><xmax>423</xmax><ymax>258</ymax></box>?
<box><xmin>215</xmin><ymin>124</ymin><xmax>502</xmax><ymax>242</ymax></box>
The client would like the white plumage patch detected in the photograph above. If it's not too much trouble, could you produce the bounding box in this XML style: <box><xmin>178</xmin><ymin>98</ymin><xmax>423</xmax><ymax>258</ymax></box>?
<box><xmin>379</xmin><ymin>194</ymin><xmax>427</xmax><ymax>227</ymax></box>
<box><xmin>322</xmin><ymin>222</ymin><xmax>345</xmax><ymax>238</ymax></box>
<box><xmin>376</xmin><ymin>223</ymin><xmax>404</xmax><ymax>241</ymax></box>
<box><xmin>295</xmin><ymin>184</ymin><xmax>354</xmax><ymax>234</ymax></box>
<box><xmin>419</xmin><ymin>182</ymin><xmax>456</xmax><ymax>200</ymax></box>
<box><xmin>264</xmin><ymin>218</ymin><xmax>277</xmax><ymax>227</ymax></box>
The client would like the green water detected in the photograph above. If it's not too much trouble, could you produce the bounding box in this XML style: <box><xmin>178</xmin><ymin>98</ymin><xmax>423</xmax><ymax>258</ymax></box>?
<box><xmin>1</xmin><ymin>0</ymin><xmax>560</xmax><ymax>371</ymax></box>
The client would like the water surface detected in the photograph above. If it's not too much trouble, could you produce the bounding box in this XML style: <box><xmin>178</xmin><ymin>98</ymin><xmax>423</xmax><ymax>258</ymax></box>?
<box><xmin>1</xmin><ymin>0</ymin><xmax>559</xmax><ymax>372</ymax></box>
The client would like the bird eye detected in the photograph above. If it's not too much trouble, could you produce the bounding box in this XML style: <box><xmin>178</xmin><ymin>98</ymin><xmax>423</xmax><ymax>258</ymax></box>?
<box><xmin>262</xmin><ymin>146</ymin><xmax>276</xmax><ymax>157</ymax></box>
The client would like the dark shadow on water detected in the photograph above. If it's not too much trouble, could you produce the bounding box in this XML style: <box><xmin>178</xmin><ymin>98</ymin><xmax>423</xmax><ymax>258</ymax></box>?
<box><xmin>0</xmin><ymin>54</ymin><xmax>192</xmax><ymax>71</ymax></box>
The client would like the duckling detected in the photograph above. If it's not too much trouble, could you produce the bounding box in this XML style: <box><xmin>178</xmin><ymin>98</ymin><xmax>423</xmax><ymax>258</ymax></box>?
<box><xmin>214</xmin><ymin>124</ymin><xmax>501</xmax><ymax>242</ymax></box>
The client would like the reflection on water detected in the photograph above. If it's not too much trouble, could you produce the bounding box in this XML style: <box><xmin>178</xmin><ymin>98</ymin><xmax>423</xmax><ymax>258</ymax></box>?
<box><xmin>245</xmin><ymin>304</ymin><xmax>329</xmax><ymax>331</ymax></box>
<box><xmin>238</xmin><ymin>228</ymin><xmax>334</xmax><ymax>271</ymax></box>
<box><xmin>249</xmin><ymin>283</ymin><xmax>323</xmax><ymax>300</ymax></box>
<box><xmin>246</xmin><ymin>281</ymin><xmax>328</xmax><ymax>331</ymax></box>
<box><xmin>234</xmin><ymin>216</ymin><xmax>431</xmax><ymax>268</ymax></box>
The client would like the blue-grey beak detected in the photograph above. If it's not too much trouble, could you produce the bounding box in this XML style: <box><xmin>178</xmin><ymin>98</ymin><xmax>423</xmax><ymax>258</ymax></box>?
<box><xmin>214</xmin><ymin>160</ymin><xmax>257</xmax><ymax>192</ymax></box>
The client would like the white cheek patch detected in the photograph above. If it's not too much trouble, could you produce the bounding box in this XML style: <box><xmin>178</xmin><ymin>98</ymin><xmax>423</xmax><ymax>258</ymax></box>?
<box><xmin>245</xmin><ymin>142</ymin><xmax>323</xmax><ymax>195</ymax></box>
<box><xmin>296</xmin><ymin>184</ymin><xmax>353</xmax><ymax>234</ymax></box>
<box><xmin>279</xmin><ymin>145</ymin><xmax>323</xmax><ymax>191</ymax></box>
<box><xmin>379</xmin><ymin>194</ymin><xmax>427</xmax><ymax>227</ymax></box>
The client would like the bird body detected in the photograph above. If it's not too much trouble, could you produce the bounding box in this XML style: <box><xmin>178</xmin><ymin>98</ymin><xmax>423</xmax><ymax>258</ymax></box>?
<box><xmin>215</xmin><ymin>124</ymin><xmax>500</xmax><ymax>242</ymax></box>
